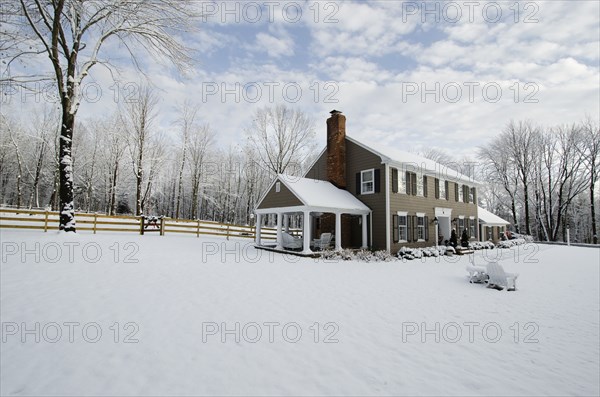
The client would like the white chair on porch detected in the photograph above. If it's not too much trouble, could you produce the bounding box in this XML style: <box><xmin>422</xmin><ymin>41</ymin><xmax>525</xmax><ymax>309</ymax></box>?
<box><xmin>312</xmin><ymin>233</ymin><xmax>333</xmax><ymax>250</ymax></box>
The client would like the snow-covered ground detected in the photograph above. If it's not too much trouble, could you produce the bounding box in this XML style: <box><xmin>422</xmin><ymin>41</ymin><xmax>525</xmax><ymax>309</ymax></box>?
<box><xmin>1</xmin><ymin>230</ymin><xmax>599</xmax><ymax>396</ymax></box>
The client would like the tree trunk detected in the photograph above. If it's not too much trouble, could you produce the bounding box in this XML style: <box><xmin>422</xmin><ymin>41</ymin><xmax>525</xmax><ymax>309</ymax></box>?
<box><xmin>591</xmin><ymin>181</ymin><xmax>597</xmax><ymax>244</ymax></box>
<box><xmin>59</xmin><ymin>112</ymin><xmax>76</xmax><ymax>232</ymax></box>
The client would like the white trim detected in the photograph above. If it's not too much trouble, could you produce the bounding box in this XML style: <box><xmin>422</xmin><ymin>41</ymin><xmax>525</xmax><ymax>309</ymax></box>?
<box><xmin>254</xmin><ymin>175</ymin><xmax>280</xmax><ymax>212</ymax></box>
<box><xmin>459</xmin><ymin>215</ymin><xmax>465</xmax><ymax>219</ymax></box>
<box><xmin>416</xmin><ymin>212</ymin><xmax>426</xmax><ymax>217</ymax></box>
<box><xmin>385</xmin><ymin>164</ymin><xmax>390</xmax><ymax>252</ymax></box>
<box><xmin>301</xmin><ymin>146</ymin><xmax>327</xmax><ymax>178</ymax></box>
<box><xmin>275</xmin><ymin>182</ymin><xmax>281</xmax><ymax>193</ymax></box>
<box><xmin>255</xmin><ymin>205</ymin><xmax>370</xmax><ymax>216</ymax></box>
<box><xmin>469</xmin><ymin>215</ymin><xmax>475</xmax><ymax>220</ymax></box>
<box><xmin>360</xmin><ymin>168</ymin><xmax>375</xmax><ymax>195</ymax></box>
<box><xmin>435</xmin><ymin>207</ymin><xmax>452</xmax><ymax>217</ymax></box>
<box><xmin>397</xmin><ymin>211</ymin><xmax>408</xmax><ymax>216</ymax></box>
<box><xmin>345</xmin><ymin>136</ymin><xmax>483</xmax><ymax>186</ymax></box>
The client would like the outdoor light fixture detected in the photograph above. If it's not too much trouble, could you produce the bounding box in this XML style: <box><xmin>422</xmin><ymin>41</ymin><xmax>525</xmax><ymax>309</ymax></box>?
<box><xmin>433</xmin><ymin>217</ymin><xmax>439</xmax><ymax>225</ymax></box>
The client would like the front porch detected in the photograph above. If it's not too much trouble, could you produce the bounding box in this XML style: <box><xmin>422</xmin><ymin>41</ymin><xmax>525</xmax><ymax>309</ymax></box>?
<box><xmin>254</xmin><ymin>176</ymin><xmax>372</xmax><ymax>255</ymax></box>
<box><xmin>254</xmin><ymin>209</ymin><xmax>370</xmax><ymax>256</ymax></box>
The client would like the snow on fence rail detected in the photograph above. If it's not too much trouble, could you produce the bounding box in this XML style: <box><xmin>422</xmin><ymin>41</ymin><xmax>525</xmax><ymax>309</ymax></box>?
<box><xmin>0</xmin><ymin>208</ymin><xmax>279</xmax><ymax>241</ymax></box>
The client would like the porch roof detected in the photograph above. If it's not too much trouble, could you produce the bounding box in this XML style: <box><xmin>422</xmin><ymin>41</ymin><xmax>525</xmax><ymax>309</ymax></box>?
<box><xmin>478</xmin><ymin>206</ymin><xmax>510</xmax><ymax>226</ymax></box>
<box><xmin>255</xmin><ymin>175</ymin><xmax>371</xmax><ymax>215</ymax></box>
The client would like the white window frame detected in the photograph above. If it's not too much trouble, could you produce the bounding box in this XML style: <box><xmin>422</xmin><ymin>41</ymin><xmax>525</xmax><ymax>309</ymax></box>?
<box><xmin>439</xmin><ymin>179</ymin><xmax>446</xmax><ymax>200</ymax></box>
<box><xmin>458</xmin><ymin>184</ymin><xmax>463</xmax><ymax>202</ymax></box>
<box><xmin>275</xmin><ymin>182</ymin><xmax>281</xmax><ymax>193</ymax></box>
<box><xmin>399</xmin><ymin>171</ymin><xmax>406</xmax><ymax>194</ymax></box>
<box><xmin>416</xmin><ymin>212</ymin><xmax>425</xmax><ymax>241</ymax></box>
<box><xmin>361</xmin><ymin>169</ymin><xmax>375</xmax><ymax>195</ymax></box>
<box><xmin>469</xmin><ymin>216</ymin><xmax>475</xmax><ymax>239</ymax></box>
<box><xmin>417</xmin><ymin>174</ymin><xmax>423</xmax><ymax>197</ymax></box>
<box><xmin>469</xmin><ymin>187</ymin><xmax>475</xmax><ymax>203</ymax></box>
<box><xmin>397</xmin><ymin>211</ymin><xmax>408</xmax><ymax>242</ymax></box>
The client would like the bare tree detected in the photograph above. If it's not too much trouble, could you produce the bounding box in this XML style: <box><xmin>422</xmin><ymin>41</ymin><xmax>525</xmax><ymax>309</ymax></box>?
<box><xmin>173</xmin><ymin>101</ymin><xmax>198</xmax><ymax>219</ymax></box>
<box><xmin>577</xmin><ymin>118</ymin><xmax>600</xmax><ymax>244</ymax></box>
<box><xmin>502</xmin><ymin>120</ymin><xmax>539</xmax><ymax>235</ymax></box>
<box><xmin>188</xmin><ymin>123</ymin><xmax>213</xmax><ymax>219</ymax></box>
<box><xmin>3</xmin><ymin>0</ymin><xmax>197</xmax><ymax>231</ymax></box>
<box><xmin>124</xmin><ymin>85</ymin><xmax>158</xmax><ymax>216</ymax></box>
<box><xmin>246</xmin><ymin>105</ymin><xmax>316</xmax><ymax>176</ymax></box>
<box><xmin>478</xmin><ymin>141</ymin><xmax>520</xmax><ymax>230</ymax></box>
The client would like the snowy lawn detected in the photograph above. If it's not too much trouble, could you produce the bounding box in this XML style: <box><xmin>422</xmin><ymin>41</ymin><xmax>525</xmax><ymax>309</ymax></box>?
<box><xmin>1</xmin><ymin>230</ymin><xmax>599</xmax><ymax>396</ymax></box>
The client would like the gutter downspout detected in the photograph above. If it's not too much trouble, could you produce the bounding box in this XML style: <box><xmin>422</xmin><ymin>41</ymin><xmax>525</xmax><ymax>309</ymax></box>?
<box><xmin>385</xmin><ymin>163</ymin><xmax>390</xmax><ymax>252</ymax></box>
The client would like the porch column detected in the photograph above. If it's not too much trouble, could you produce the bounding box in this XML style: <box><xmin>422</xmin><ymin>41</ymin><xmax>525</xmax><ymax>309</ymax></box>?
<box><xmin>361</xmin><ymin>214</ymin><xmax>368</xmax><ymax>249</ymax></box>
<box><xmin>276</xmin><ymin>212</ymin><xmax>283</xmax><ymax>250</ymax></box>
<box><xmin>302</xmin><ymin>211</ymin><xmax>312</xmax><ymax>254</ymax></box>
<box><xmin>335</xmin><ymin>212</ymin><xmax>342</xmax><ymax>251</ymax></box>
<box><xmin>255</xmin><ymin>213</ymin><xmax>262</xmax><ymax>246</ymax></box>
<box><xmin>284</xmin><ymin>214</ymin><xmax>290</xmax><ymax>233</ymax></box>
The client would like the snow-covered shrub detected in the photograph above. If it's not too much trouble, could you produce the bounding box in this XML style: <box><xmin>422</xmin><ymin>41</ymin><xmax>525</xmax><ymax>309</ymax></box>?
<box><xmin>497</xmin><ymin>238</ymin><xmax>527</xmax><ymax>249</ymax></box>
<box><xmin>321</xmin><ymin>248</ymin><xmax>355</xmax><ymax>260</ymax></box>
<box><xmin>470</xmin><ymin>241</ymin><xmax>495</xmax><ymax>250</ymax></box>
<box><xmin>372</xmin><ymin>250</ymin><xmax>395</xmax><ymax>262</ymax></box>
<box><xmin>354</xmin><ymin>249</ymin><xmax>375</xmax><ymax>262</ymax></box>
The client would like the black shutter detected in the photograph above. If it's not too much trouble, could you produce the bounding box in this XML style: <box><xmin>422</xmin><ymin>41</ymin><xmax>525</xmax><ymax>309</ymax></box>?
<box><xmin>445</xmin><ymin>181</ymin><xmax>449</xmax><ymax>200</ymax></box>
<box><xmin>391</xmin><ymin>168</ymin><xmax>398</xmax><ymax>193</ymax></box>
<box><xmin>424</xmin><ymin>216</ymin><xmax>429</xmax><ymax>241</ymax></box>
<box><xmin>356</xmin><ymin>173</ymin><xmax>361</xmax><ymax>195</ymax></box>
<box><xmin>392</xmin><ymin>214</ymin><xmax>399</xmax><ymax>243</ymax></box>
<box><xmin>472</xmin><ymin>187</ymin><xmax>476</xmax><ymax>204</ymax></box>
<box><xmin>374</xmin><ymin>169</ymin><xmax>381</xmax><ymax>193</ymax></box>
<box><xmin>434</xmin><ymin>178</ymin><xmax>440</xmax><ymax>199</ymax></box>
<box><xmin>411</xmin><ymin>173</ymin><xmax>417</xmax><ymax>196</ymax></box>
<box><xmin>407</xmin><ymin>215</ymin><xmax>412</xmax><ymax>242</ymax></box>
<box><xmin>464</xmin><ymin>185</ymin><xmax>469</xmax><ymax>203</ymax></box>
<box><xmin>412</xmin><ymin>215</ymin><xmax>418</xmax><ymax>241</ymax></box>
<box><xmin>423</xmin><ymin>176</ymin><xmax>428</xmax><ymax>197</ymax></box>
<box><xmin>455</xmin><ymin>183</ymin><xmax>459</xmax><ymax>202</ymax></box>
<box><xmin>405</xmin><ymin>171</ymin><xmax>411</xmax><ymax>195</ymax></box>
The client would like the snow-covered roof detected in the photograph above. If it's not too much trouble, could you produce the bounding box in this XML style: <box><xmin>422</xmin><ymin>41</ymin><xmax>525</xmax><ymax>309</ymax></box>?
<box><xmin>478</xmin><ymin>206</ymin><xmax>510</xmax><ymax>225</ymax></box>
<box><xmin>347</xmin><ymin>136</ymin><xmax>480</xmax><ymax>186</ymax></box>
<box><xmin>278</xmin><ymin>175</ymin><xmax>371</xmax><ymax>213</ymax></box>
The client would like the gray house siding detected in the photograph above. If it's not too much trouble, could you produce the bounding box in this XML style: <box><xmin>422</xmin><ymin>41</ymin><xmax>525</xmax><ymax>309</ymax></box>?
<box><xmin>345</xmin><ymin>140</ymin><xmax>387</xmax><ymax>251</ymax></box>
<box><xmin>389</xmin><ymin>175</ymin><xmax>478</xmax><ymax>253</ymax></box>
<box><xmin>257</xmin><ymin>182</ymin><xmax>303</xmax><ymax>209</ymax></box>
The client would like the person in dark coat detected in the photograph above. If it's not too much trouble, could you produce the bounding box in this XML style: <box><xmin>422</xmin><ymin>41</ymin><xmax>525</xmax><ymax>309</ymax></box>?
<box><xmin>449</xmin><ymin>228</ymin><xmax>458</xmax><ymax>248</ymax></box>
<box><xmin>461</xmin><ymin>229</ymin><xmax>469</xmax><ymax>247</ymax></box>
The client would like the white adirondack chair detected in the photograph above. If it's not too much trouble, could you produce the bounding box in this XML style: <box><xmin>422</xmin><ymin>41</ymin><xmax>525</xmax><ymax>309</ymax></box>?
<box><xmin>486</xmin><ymin>262</ymin><xmax>519</xmax><ymax>291</ymax></box>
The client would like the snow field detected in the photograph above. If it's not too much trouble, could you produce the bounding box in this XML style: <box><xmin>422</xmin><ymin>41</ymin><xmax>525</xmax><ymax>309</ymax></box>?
<box><xmin>1</xmin><ymin>230</ymin><xmax>599</xmax><ymax>396</ymax></box>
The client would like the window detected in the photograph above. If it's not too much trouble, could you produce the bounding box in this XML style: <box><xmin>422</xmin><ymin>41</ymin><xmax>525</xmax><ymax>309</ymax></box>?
<box><xmin>487</xmin><ymin>227</ymin><xmax>493</xmax><ymax>240</ymax></box>
<box><xmin>470</xmin><ymin>187</ymin><xmax>476</xmax><ymax>204</ymax></box>
<box><xmin>417</xmin><ymin>215</ymin><xmax>425</xmax><ymax>240</ymax></box>
<box><xmin>361</xmin><ymin>169</ymin><xmax>374</xmax><ymax>194</ymax></box>
<box><xmin>469</xmin><ymin>218</ymin><xmax>476</xmax><ymax>239</ymax></box>
<box><xmin>439</xmin><ymin>179</ymin><xmax>446</xmax><ymax>200</ymax></box>
<box><xmin>398</xmin><ymin>213</ymin><xmax>408</xmax><ymax>242</ymax></box>
<box><xmin>417</xmin><ymin>174</ymin><xmax>423</xmax><ymax>196</ymax></box>
<box><xmin>400</xmin><ymin>171</ymin><xmax>406</xmax><ymax>194</ymax></box>
<box><xmin>275</xmin><ymin>182</ymin><xmax>281</xmax><ymax>193</ymax></box>
<box><xmin>458</xmin><ymin>217</ymin><xmax>465</xmax><ymax>232</ymax></box>
<box><xmin>458</xmin><ymin>184</ymin><xmax>463</xmax><ymax>202</ymax></box>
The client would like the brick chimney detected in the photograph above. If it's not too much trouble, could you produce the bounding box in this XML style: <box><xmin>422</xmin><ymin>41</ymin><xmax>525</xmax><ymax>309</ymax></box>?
<box><xmin>326</xmin><ymin>110</ymin><xmax>346</xmax><ymax>189</ymax></box>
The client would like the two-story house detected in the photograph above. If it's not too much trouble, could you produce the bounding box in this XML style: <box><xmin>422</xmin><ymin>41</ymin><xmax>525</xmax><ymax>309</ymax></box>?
<box><xmin>254</xmin><ymin>110</ymin><xmax>482</xmax><ymax>255</ymax></box>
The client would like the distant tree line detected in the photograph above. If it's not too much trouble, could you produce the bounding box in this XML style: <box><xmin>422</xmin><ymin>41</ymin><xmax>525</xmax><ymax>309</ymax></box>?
<box><xmin>0</xmin><ymin>101</ymin><xmax>316</xmax><ymax>227</ymax></box>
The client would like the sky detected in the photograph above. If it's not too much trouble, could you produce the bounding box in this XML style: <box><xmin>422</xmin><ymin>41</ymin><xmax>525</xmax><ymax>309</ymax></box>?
<box><xmin>3</xmin><ymin>0</ymin><xmax>600</xmax><ymax>160</ymax></box>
